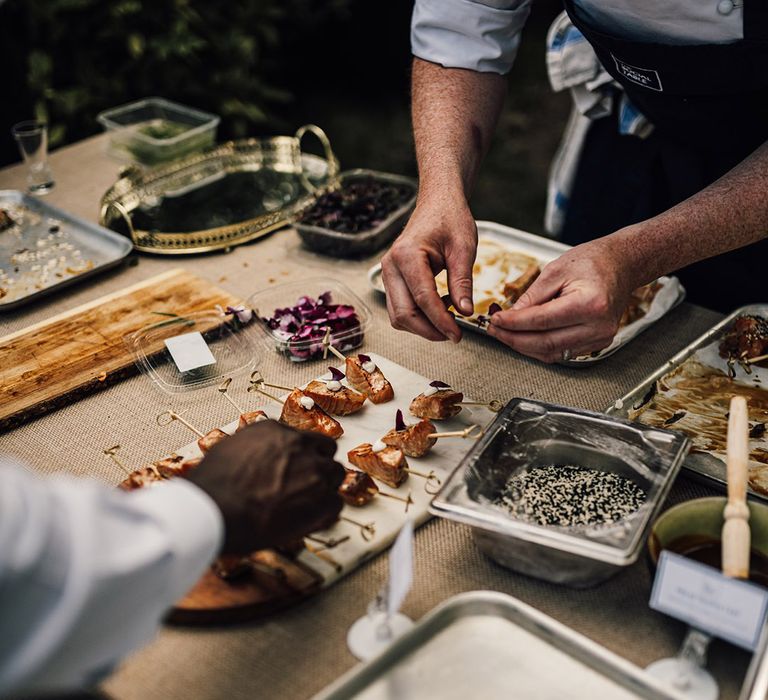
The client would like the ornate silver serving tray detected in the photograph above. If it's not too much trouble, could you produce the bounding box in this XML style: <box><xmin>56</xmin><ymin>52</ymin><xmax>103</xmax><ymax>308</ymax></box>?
<box><xmin>99</xmin><ymin>124</ymin><xmax>338</xmax><ymax>255</ymax></box>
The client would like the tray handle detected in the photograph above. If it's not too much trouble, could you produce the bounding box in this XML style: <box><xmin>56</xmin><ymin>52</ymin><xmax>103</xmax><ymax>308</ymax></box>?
<box><xmin>295</xmin><ymin>124</ymin><xmax>339</xmax><ymax>193</ymax></box>
<box><xmin>100</xmin><ymin>199</ymin><xmax>137</xmax><ymax>244</ymax></box>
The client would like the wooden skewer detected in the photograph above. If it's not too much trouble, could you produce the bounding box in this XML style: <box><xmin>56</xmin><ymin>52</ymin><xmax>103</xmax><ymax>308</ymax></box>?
<box><xmin>722</xmin><ymin>395</ymin><xmax>751</xmax><ymax>579</ymax></box>
<box><xmin>745</xmin><ymin>353</ymin><xmax>768</xmax><ymax>365</ymax></box>
<box><xmin>249</xmin><ymin>370</ymin><xmax>293</xmax><ymax>393</ymax></box>
<box><xmin>156</xmin><ymin>410</ymin><xmax>205</xmax><ymax>438</ymax></box>
<box><xmin>103</xmin><ymin>445</ymin><xmax>132</xmax><ymax>476</ymax></box>
<box><xmin>303</xmin><ymin>542</ymin><xmax>342</xmax><ymax>572</ymax></box>
<box><xmin>218</xmin><ymin>377</ymin><xmax>245</xmax><ymax>414</ymax></box>
<box><xmin>340</xmin><ymin>516</ymin><xmax>376</xmax><ymax>541</ymax></box>
<box><xmin>427</xmin><ymin>424</ymin><xmax>483</xmax><ymax>440</ymax></box>
<box><xmin>305</xmin><ymin>534</ymin><xmax>350</xmax><ymax>549</ymax></box>
<box><xmin>327</xmin><ymin>343</ymin><xmax>346</xmax><ymax>362</ymax></box>
<box><xmin>461</xmin><ymin>399</ymin><xmax>503</xmax><ymax>412</ymax></box>
<box><xmin>322</xmin><ymin>327</ymin><xmax>332</xmax><ymax>360</ymax></box>
<box><xmin>404</xmin><ymin>467</ymin><xmax>442</xmax><ymax>494</ymax></box>
<box><xmin>371</xmin><ymin>487</ymin><xmax>414</xmax><ymax>512</ymax></box>
<box><xmin>247</xmin><ymin>383</ymin><xmax>285</xmax><ymax>405</ymax></box>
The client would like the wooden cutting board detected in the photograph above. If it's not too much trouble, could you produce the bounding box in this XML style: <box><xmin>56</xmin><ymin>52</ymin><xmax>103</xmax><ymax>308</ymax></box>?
<box><xmin>0</xmin><ymin>269</ymin><xmax>242</xmax><ymax>432</ymax></box>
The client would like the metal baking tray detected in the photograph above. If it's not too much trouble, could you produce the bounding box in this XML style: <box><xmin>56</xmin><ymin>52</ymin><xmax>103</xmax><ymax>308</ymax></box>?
<box><xmin>430</xmin><ymin>398</ymin><xmax>690</xmax><ymax>587</ymax></box>
<box><xmin>99</xmin><ymin>125</ymin><xmax>339</xmax><ymax>255</ymax></box>
<box><xmin>607</xmin><ymin>304</ymin><xmax>768</xmax><ymax>503</ymax></box>
<box><xmin>314</xmin><ymin>591</ymin><xmax>679</xmax><ymax>699</ymax></box>
<box><xmin>367</xmin><ymin>221</ymin><xmax>685</xmax><ymax>365</ymax></box>
<box><xmin>0</xmin><ymin>190</ymin><xmax>133</xmax><ymax>311</ymax></box>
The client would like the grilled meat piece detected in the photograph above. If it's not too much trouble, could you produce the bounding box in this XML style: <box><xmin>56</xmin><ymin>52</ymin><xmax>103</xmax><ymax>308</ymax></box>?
<box><xmin>502</xmin><ymin>262</ymin><xmax>540</xmax><ymax>305</ymax></box>
<box><xmin>237</xmin><ymin>410</ymin><xmax>268</xmax><ymax>431</ymax></box>
<box><xmin>347</xmin><ymin>443</ymin><xmax>408</xmax><ymax>489</ymax></box>
<box><xmin>381</xmin><ymin>418</ymin><xmax>437</xmax><ymax>457</ymax></box>
<box><xmin>118</xmin><ymin>466</ymin><xmax>163</xmax><ymax>491</ymax></box>
<box><xmin>339</xmin><ymin>467</ymin><xmax>378</xmax><ymax>507</ymax></box>
<box><xmin>304</xmin><ymin>379</ymin><xmax>366</xmax><ymax>416</ymax></box>
<box><xmin>719</xmin><ymin>315</ymin><xmax>768</xmax><ymax>361</ymax></box>
<box><xmin>345</xmin><ymin>355</ymin><xmax>394</xmax><ymax>404</ymax></box>
<box><xmin>410</xmin><ymin>389</ymin><xmax>463</xmax><ymax>420</ymax></box>
<box><xmin>198</xmin><ymin>428</ymin><xmax>229</xmax><ymax>454</ymax></box>
<box><xmin>279</xmin><ymin>389</ymin><xmax>344</xmax><ymax>439</ymax></box>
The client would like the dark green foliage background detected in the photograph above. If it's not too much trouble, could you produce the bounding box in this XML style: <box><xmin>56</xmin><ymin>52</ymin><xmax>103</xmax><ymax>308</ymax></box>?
<box><xmin>1</xmin><ymin>0</ymin><xmax>568</xmax><ymax>233</ymax></box>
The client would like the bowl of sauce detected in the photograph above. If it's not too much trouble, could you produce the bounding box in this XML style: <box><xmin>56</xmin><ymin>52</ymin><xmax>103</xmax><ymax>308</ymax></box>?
<box><xmin>648</xmin><ymin>497</ymin><xmax>768</xmax><ymax>586</ymax></box>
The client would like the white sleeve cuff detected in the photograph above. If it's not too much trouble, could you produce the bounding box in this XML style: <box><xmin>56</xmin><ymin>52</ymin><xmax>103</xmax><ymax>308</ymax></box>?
<box><xmin>126</xmin><ymin>479</ymin><xmax>224</xmax><ymax>603</ymax></box>
<box><xmin>411</xmin><ymin>0</ymin><xmax>532</xmax><ymax>74</ymax></box>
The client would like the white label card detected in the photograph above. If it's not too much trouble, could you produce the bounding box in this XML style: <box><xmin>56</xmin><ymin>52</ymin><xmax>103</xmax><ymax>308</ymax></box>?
<box><xmin>164</xmin><ymin>332</ymin><xmax>217</xmax><ymax>373</ymax></box>
<box><xmin>387</xmin><ymin>519</ymin><xmax>413</xmax><ymax>617</ymax></box>
<box><xmin>650</xmin><ymin>551</ymin><xmax>768</xmax><ymax>651</ymax></box>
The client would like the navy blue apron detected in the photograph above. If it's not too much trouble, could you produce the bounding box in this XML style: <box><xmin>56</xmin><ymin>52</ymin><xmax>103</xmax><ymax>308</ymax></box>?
<box><xmin>559</xmin><ymin>0</ymin><xmax>768</xmax><ymax>312</ymax></box>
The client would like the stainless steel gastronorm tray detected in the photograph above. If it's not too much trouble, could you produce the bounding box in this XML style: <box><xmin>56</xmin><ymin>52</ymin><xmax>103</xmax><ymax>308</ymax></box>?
<box><xmin>606</xmin><ymin>304</ymin><xmax>768</xmax><ymax>503</ymax></box>
<box><xmin>430</xmin><ymin>398</ymin><xmax>690</xmax><ymax>587</ymax></box>
<box><xmin>314</xmin><ymin>591</ymin><xmax>679</xmax><ymax>699</ymax></box>
<box><xmin>0</xmin><ymin>190</ymin><xmax>133</xmax><ymax>311</ymax></box>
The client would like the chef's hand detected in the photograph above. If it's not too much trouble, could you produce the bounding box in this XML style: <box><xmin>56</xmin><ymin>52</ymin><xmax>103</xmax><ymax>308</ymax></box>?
<box><xmin>381</xmin><ymin>198</ymin><xmax>478</xmax><ymax>343</ymax></box>
<box><xmin>185</xmin><ymin>420</ymin><xmax>345</xmax><ymax>554</ymax></box>
<box><xmin>487</xmin><ymin>238</ymin><xmax>635</xmax><ymax>363</ymax></box>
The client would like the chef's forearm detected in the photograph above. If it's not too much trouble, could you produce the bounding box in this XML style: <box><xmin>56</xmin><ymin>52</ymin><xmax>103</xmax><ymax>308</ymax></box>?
<box><xmin>411</xmin><ymin>57</ymin><xmax>507</xmax><ymax>204</ymax></box>
<box><xmin>610</xmin><ymin>140</ymin><xmax>768</xmax><ymax>288</ymax></box>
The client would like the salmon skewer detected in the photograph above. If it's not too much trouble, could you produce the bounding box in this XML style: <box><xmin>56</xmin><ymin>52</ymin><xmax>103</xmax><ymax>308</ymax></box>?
<box><xmin>218</xmin><ymin>378</ymin><xmax>269</xmax><ymax>431</ymax></box>
<box><xmin>339</xmin><ymin>468</ymin><xmax>378</xmax><ymax>507</ymax></box>
<box><xmin>237</xmin><ymin>410</ymin><xmax>268</xmax><ymax>431</ymax></box>
<box><xmin>344</xmin><ymin>353</ymin><xmax>394</xmax><ymax>404</ymax></box>
<box><xmin>382</xmin><ymin>409</ymin><xmax>437</xmax><ymax>457</ymax></box>
<box><xmin>348</xmin><ymin>441</ymin><xmax>408</xmax><ymax>489</ymax></box>
<box><xmin>153</xmin><ymin>454</ymin><xmax>202</xmax><ymax>479</ymax></box>
<box><xmin>410</xmin><ymin>381</ymin><xmax>464</xmax><ymax>420</ymax></box>
<box><xmin>118</xmin><ymin>466</ymin><xmax>164</xmax><ymax>491</ymax></box>
<box><xmin>279</xmin><ymin>388</ymin><xmax>344</xmax><ymax>439</ymax></box>
<box><xmin>303</xmin><ymin>367</ymin><xmax>367</xmax><ymax>416</ymax></box>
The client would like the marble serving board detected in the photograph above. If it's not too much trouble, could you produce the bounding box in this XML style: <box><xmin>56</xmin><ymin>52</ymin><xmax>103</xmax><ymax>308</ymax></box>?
<box><xmin>167</xmin><ymin>352</ymin><xmax>495</xmax><ymax>587</ymax></box>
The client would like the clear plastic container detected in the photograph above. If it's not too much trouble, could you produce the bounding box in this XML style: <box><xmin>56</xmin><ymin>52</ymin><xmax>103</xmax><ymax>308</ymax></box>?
<box><xmin>294</xmin><ymin>169</ymin><xmax>417</xmax><ymax>258</ymax></box>
<box><xmin>97</xmin><ymin>97</ymin><xmax>219</xmax><ymax>167</ymax></box>
<box><xmin>248</xmin><ymin>278</ymin><xmax>371</xmax><ymax>362</ymax></box>
<box><xmin>125</xmin><ymin>310</ymin><xmax>261</xmax><ymax>394</ymax></box>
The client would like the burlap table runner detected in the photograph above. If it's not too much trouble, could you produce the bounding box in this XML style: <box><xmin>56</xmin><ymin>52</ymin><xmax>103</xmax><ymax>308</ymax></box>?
<box><xmin>0</xmin><ymin>136</ymin><xmax>747</xmax><ymax>699</ymax></box>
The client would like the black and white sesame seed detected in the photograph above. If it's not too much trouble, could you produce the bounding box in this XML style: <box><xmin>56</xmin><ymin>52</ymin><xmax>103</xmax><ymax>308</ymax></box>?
<box><xmin>495</xmin><ymin>464</ymin><xmax>646</xmax><ymax>528</ymax></box>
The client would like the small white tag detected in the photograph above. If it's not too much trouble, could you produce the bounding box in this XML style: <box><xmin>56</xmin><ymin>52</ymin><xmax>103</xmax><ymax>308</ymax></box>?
<box><xmin>387</xmin><ymin>520</ymin><xmax>414</xmax><ymax>616</ymax></box>
<box><xmin>650</xmin><ymin>551</ymin><xmax>768</xmax><ymax>651</ymax></box>
<box><xmin>164</xmin><ymin>332</ymin><xmax>217</xmax><ymax>373</ymax></box>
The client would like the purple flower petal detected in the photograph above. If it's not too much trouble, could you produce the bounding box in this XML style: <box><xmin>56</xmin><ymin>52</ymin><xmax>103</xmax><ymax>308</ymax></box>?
<box><xmin>488</xmin><ymin>303</ymin><xmax>502</xmax><ymax>316</ymax></box>
<box><xmin>395</xmin><ymin>409</ymin><xmax>407</xmax><ymax>432</ymax></box>
<box><xmin>358</xmin><ymin>353</ymin><xmax>371</xmax><ymax>363</ymax></box>
<box><xmin>430</xmin><ymin>380</ymin><xmax>451</xmax><ymax>388</ymax></box>
<box><xmin>328</xmin><ymin>366</ymin><xmax>345</xmax><ymax>381</ymax></box>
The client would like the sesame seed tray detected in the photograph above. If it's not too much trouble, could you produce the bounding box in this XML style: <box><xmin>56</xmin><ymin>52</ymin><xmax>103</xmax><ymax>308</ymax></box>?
<box><xmin>430</xmin><ymin>398</ymin><xmax>691</xmax><ymax>588</ymax></box>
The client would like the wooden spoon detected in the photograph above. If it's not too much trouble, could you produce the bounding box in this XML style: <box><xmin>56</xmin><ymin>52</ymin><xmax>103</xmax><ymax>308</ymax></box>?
<box><xmin>722</xmin><ymin>395</ymin><xmax>750</xmax><ymax>579</ymax></box>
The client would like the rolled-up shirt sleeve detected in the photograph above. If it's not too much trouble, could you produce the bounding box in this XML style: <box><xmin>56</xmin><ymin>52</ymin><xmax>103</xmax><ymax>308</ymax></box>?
<box><xmin>0</xmin><ymin>460</ymin><xmax>223</xmax><ymax>695</ymax></box>
<box><xmin>411</xmin><ymin>0</ymin><xmax>533</xmax><ymax>74</ymax></box>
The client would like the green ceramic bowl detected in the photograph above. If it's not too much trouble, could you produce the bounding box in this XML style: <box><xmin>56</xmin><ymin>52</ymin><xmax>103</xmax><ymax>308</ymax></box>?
<box><xmin>648</xmin><ymin>497</ymin><xmax>768</xmax><ymax>567</ymax></box>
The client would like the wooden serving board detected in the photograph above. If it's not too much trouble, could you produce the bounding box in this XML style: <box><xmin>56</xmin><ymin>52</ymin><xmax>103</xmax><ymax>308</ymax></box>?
<box><xmin>0</xmin><ymin>269</ymin><xmax>241</xmax><ymax>432</ymax></box>
<box><xmin>159</xmin><ymin>354</ymin><xmax>495</xmax><ymax>625</ymax></box>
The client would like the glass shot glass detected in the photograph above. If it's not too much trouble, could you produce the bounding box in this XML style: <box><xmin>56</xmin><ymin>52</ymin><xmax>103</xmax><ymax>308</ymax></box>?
<box><xmin>11</xmin><ymin>120</ymin><xmax>55</xmax><ymax>194</ymax></box>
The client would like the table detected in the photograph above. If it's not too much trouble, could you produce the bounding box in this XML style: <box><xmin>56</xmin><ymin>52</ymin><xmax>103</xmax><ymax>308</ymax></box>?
<box><xmin>0</xmin><ymin>135</ymin><xmax>749</xmax><ymax>700</ymax></box>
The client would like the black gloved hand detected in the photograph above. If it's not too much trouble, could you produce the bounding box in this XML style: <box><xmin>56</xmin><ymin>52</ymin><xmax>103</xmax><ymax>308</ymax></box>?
<box><xmin>185</xmin><ymin>420</ymin><xmax>344</xmax><ymax>554</ymax></box>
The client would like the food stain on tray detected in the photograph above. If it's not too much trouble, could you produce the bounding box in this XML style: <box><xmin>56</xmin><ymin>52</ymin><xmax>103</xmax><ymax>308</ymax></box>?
<box><xmin>630</xmin><ymin>358</ymin><xmax>768</xmax><ymax>493</ymax></box>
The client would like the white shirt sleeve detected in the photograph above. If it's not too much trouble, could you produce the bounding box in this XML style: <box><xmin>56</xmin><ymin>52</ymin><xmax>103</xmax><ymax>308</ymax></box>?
<box><xmin>411</xmin><ymin>0</ymin><xmax>533</xmax><ymax>75</ymax></box>
<box><xmin>0</xmin><ymin>459</ymin><xmax>223</xmax><ymax>695</ymax></box>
